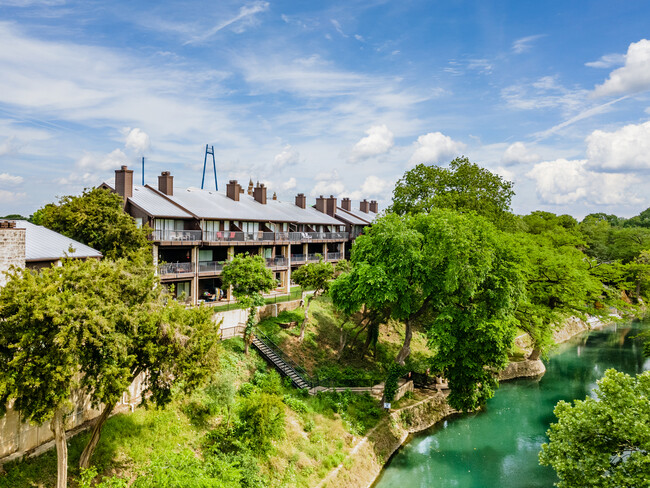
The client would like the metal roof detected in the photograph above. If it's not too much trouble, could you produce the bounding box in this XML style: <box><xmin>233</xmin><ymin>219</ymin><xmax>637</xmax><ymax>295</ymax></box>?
<box><xmin>335</xmin><ymin>207</ymin><xmax>370</xmax><ymax>226</ymax></box>
<box><xmin>161</xmin><ymin>187</ymin><xmax>342</xmax><ymax>225</ymax></box>
<box><xmin>337</xmin><ymin>207</ymin><xmax>377</xmax><ymax>225</ymax></box>
<box><xmin>15</xmin><ymin>220</ymin><xmax>102</xmax><ymax>262</ymax></box>
<box><xmin>129</xmin><ymin>186</ymin><xmax>193</xmax><ymax>219</ymax></box>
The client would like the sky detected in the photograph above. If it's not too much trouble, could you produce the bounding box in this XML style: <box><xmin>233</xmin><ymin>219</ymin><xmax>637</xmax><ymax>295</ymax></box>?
<box><xmin>1</xmin><ymin>0</ymin><xmax>650</xmax><ymax>219</ymax></box>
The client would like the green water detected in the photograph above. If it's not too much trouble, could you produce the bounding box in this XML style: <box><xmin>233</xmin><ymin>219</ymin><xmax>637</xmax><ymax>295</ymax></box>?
<box><xmin>374</xmin><ymin>321</ymin><xmax>650</xmax><ymax>488</ymax></box>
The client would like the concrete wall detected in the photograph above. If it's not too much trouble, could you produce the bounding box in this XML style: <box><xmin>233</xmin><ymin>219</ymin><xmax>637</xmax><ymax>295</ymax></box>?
<box><xmin>0</xmin><ymin>226</ymin><xmax>25</xmax><ymax>288</ymax></box>
<box><xmin>0</xmin><ymin>374</ymin><xmax>146</xmax><ymax>465</ymax></box>
<box><xmin>214</xmin><ymin>298</ymin><xmax>303</xmax><ymax>330</ymax></box>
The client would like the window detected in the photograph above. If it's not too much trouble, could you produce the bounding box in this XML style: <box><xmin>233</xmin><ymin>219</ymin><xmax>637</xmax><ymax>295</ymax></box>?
<box><xmin>199</xmin><ymin>250</ymin><xmax>213</xmax><ymax>262</ymax></box>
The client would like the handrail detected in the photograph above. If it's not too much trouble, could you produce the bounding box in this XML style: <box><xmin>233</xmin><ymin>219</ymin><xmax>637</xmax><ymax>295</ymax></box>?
<box><xmin>253</xmin><ymin>330</ymin><xmax>312</xmax><ymax>387</ymax></box>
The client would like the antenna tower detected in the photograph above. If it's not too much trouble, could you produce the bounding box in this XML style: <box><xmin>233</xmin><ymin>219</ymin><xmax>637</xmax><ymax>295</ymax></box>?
<box><xmin>141</xmin><ymin>156</ymin><xmax>145</xmax><ymax>185</ymax></box>
<box><xmin>201</xmin><ymin>144</ymin><xmax>218</xmax><ymax>191</ymax></box>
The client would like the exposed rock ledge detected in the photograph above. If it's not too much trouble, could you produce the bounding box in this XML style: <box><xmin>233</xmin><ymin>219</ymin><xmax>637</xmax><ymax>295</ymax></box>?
<box><xmin>498</xmin><ymin>358</ymin><xmax>546</xmax><ymax>381</ymax></box>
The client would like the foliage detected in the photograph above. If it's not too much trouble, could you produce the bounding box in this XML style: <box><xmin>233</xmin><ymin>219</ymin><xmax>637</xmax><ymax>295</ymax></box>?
<box><xmin>539</xmin><ymin>369</ymin><xmax>650</xmax><ymax>488</ymax></box>
<box><xmin>331</xmin><ymin>210</ymin><xmax>525</xmax><ymax>411</ymax></box>
<box><xmin>221</xmin><ymin>254</ymin><xmax>275</xmax><ymax>353</ymax></box>
<box><xmin>0</xmin><ymin>257</ymin><xmax>220</xmax><ymax>480</ymax></box>
<box><xmin>383</xmin><ymin>363</ymin><xmax>403</xmax><ymax>403</ymax></box>
<box><xmin>291</xmin><ymin>258</ymin><xmax>335</xmax><ymax>341</ymax></box>
<box><xmin>32</xmin><ymin>187</ymin><xmax>151</xmax><ymax>260</ymax></box>
<box><xmin>389</xmin><ymin>156</ymin><xmax>515</xmax><ymax>226</ymax></box>
<box><xmin>237</xmin><ymin>391</ymin><xmax>286</xmax><ymax>453</ymax></box>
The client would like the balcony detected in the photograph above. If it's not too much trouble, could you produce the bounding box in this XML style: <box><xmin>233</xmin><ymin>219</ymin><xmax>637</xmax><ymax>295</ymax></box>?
<box><xmin>152</xmin><ymin>230</ymin><xmax>202</xmax><ymax>242</ymax></box>
<box><xmin>266</xmin><ymin>256</ymin><xmax>287</xmax><ymax>268</ymax></box>
<box><xmin>326</xmin><ymin>252</ymin><xmax>341</xmax><ymax>261</ymax></box>
<box><xmin>201</xmin><ymin>231</ymin><xmax>349</xmax><ymax>243</ymax></box>
<box><xmin>198</xmin><ymin>261</ymin><xmax>225</xmax><ymax>274</ymax></box>
<box><xmin>291</xmin><ymin>254</ymin><xmax>306</xmax><ymax>264</ymax></box>
<box><xmin>158</xmin><ymin>261</ymin><xmax>192</xmax><ymax>277</ymax></box>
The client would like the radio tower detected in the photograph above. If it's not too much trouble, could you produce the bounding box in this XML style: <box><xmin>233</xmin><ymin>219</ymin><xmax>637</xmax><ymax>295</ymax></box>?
<box><xmin>201</xmin><ymin>144</ymin><xmax>218</xmax><ymax>191</ymax></box>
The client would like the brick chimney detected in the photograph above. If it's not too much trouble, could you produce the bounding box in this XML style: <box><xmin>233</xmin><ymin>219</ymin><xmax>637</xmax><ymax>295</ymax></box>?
<box><xmin>341</xmin><ymin>197</ymin><xmax>351</xmax><ymax>211</ymax></box>
<box><xmin>272</xmin><ymin>192</ymin><xmax>277</xmax><ymax>201</ymax></box>
<box><xmin>115</xmin><ymin>165</ymin><xmax>133</xmax><ymax>200</ymax></box>
<box><xmin>158</xmin><ymin>171</ymin><xmax>173</xmax><ymax>196</ymax></box>
<box><xmin>247</xmin><ymin>179</ymin><xmax>254</xmax><ymax>195</ymax></box>
<box><xmin>295</xmin><ymin>193</ymin><xmax>306</xmax><ymax>209</ymax></box>
<box><xmin>226</xmin><ymin>180</ymin><xmax>241</xmax><ymax>201</ymax></box>
<box><xmin>326</xmin><ymin>195</ymin><xmax>337</xmax><ymax>217</ymax></box>
<box><xmin>315</xmin><ymin>195</ymin><xmax>326</xmax><ymax>213</ymax></box>
<box><xmin>369</xmin><ymin>200</ymin><xmax>378</xmax><ymax>213</ymax></box>
<box><xmin>360</xmin><ymin>199</ymin><xmax>370</xmax><ymax>213</ymax></box>
<box><xmin>253</xmin><ymin>183</ymin><xmax>267</xmax><ymax>204</ymax></box>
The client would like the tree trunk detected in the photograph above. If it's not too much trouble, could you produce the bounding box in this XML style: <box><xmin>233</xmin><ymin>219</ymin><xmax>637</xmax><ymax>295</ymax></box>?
<box><xmin>51</xmin><ymin>409</ymin><xmax>68</xmax><ymax>488</ymax></box>
<box><xmin>395</xmin><ymin>318</ymin><xmax>413</xmax><ymax>365</ymax></box>
<box><xmin>298</xmin><ymin>295</ymin><xmax>314</xmax><ymax>342</ymax></box>
<box><xmin>244</xmin><ymin>334</ymin><xmax>250</xmax><ymax>355</ymax></box>
<box><xmin>79</xmin><ymin>402</ymin><xmax>113</xmax><ymax>469</ymax></box>
<box><xmin>528</xmin><ymin>347</ymin><xmax>542</xmax><ymax>361</ymax></box>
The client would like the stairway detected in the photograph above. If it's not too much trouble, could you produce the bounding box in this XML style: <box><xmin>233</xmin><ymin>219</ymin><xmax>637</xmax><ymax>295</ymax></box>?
<box><xmin>251</xmin><ymin>336</ymin><xmax>310</xmax><ymax>389</ymax></box>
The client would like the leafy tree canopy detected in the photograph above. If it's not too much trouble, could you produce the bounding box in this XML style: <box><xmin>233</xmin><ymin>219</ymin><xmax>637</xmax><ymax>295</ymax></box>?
<box><xmin>221</xmin><ymin>254</ymin><xmax>275</xmax><ymax>354</ymax></box>
<box><xmin>0</xmin><ymin>257</ymin><xmax>220</xmax><ymax>483</ymax></box>
<box><xmin>32</xmin><ymin>187</ymin><xmax>150</xmax><ymax>260</ymax></box>
<box><xmin>540</xmin><ymin>369</ymin><xmax>650</xmax><ymax>488</ymax></box>
<box><xmin>331</xmin><ymin>210</ymin><xmax>525</xmax><ymax>411</ymax></box>
<box><xmin>389</xmin><ymin>156</ymin><xmax>515</xmax><ymax>227</ymax></box>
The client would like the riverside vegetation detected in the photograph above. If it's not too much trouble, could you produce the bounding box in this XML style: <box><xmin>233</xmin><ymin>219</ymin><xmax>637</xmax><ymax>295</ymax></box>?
<box><xmin>2</xmin><ymin>157</ymin><xmax>650</xmax><ymax>487</ymax></box>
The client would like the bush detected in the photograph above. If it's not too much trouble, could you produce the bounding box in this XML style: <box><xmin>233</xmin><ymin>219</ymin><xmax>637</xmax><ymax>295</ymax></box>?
<box><xmin>238</xmin><ymin>392</ymin><xmax>286</xmax><ymax>453</ymax></box>
<box><xmin>283</xmin><ymin>394</ymin><xmax>309</xmax><ymax>414</ymax></box>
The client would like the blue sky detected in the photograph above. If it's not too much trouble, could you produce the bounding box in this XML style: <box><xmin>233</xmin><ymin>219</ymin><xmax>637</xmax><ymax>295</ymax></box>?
<box><xmin>1</xmin><ymin>0</ymin><xmax>650</xmax><ymax>219</ymax></box>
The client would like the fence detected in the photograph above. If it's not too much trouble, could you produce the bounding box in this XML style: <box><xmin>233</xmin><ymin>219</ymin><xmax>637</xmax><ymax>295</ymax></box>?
<box><xmin>153</xmin><ymin>231</ymin><xmax>349</xmax><ymax>244</ymax></box>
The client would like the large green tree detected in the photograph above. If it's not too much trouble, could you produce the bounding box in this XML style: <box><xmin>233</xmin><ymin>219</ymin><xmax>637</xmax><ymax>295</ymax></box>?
<box><xmin>330</xmin><ymin>210</ymin><xmax>525</xmax><ymax>411</ymax></box>
<box><xmin>221</xmin><ymin>254</ymin><xmax>275</xmax><ymax>355</ymax></box>
<box><xmin>291</xmin><ymin>258</ymin><xmax>334</xmax><ymax>342</ymax></box>
<box><xmin>540</xmin><ymin>369</ymin><xmax>650</xmax><ymax>488</ymax></box>
<box><xmin>0</xmin><ymin>258</ymin><xmax>220</xmax><ymax>486</ymax></box>
<box><xmin>32</xmin><ymin>187</ymin><xmax>150</xmax><ymax>260</ymax></box>
<box><xmin>389</xmin><ymin>156</ymin><xmax>515</xmax><ymax>227</ymax></box>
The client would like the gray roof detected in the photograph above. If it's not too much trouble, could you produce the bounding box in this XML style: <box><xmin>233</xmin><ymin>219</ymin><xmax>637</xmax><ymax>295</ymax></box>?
<box><xmin>337</xmin><ymin>207</ymin><xmax>377</xmax><ymax>225</ymax></box>
<box><xmin>161</xmin><ymin>187</ymin><xmax>342</xmax><ymax>226</ymax></box>
<box><xmin>15</xmin><ymin>220</ymin><xmax>102</xmax><ymax>262</ymax></box>
<box><xmin>335</xmin><ymin>207</ymin><xmax>370</xmax><ymax>226</ymax></box>
<box><xmin>130</xmin><ymin>186</ymin><xmax>193</xmax><ymax>219</ymax></box>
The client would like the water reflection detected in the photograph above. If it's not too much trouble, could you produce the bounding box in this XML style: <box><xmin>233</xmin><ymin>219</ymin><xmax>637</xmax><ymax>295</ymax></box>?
<box><xmin>374</xmin><ymin>321</ymin><xmax>649</xmax><ymax>488</ymax></box>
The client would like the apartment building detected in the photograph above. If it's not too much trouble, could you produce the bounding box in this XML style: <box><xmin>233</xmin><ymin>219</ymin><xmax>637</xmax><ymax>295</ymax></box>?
<box><xmin>106</xmin><ymin>166</ymin><xmax>378</xmax><ymax>305</ymax></box>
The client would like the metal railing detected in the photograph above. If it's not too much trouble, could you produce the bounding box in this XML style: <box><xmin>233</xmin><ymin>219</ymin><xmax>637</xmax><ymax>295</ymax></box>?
<box><xmin>307</xmin><ymin>253</ymin><xmax>322</xmax><ymax>262</ymax></box>
<box><xmin>200</xmin><ymin>230</ymin><xmax>349</xmax><ymax>243</ymax></box>
<box><xmin>326</xmin><ymin>252</ymin><xmax>341</xmax><ymax>260</ymax></box>
<box><xmin>198</xmin><ymin>261</ymin><xmax>225</xmax><ymax>273</ymax></box>
<box><xmin>158</xmin><ymin>261</ymin><xmax>192</xmax><ymax>275</ymax></box>
<box><xmin>291</xmin><ymin>254</ymin><xmax>306</xmax><ymax>263</ymax></box>
<box><xmin>265</xmin><ymin>256</ymin><xmax>287</xmax><ymax>267</ymax></box>
<box><xmin>253</xmin><ymin>330</ymin><xmax>312</xmax><ymax>387</ymax></box>
<box><xmin>152</xmin><ymin>230</ymin><xmax>202</xmax><ymax>241</ymax></box>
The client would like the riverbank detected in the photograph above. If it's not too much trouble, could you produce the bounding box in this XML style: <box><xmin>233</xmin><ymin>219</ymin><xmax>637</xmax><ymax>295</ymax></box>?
<box><xmin>318</xmin><ymin>312</ymin><xmax>622</xmax><ymax>488</ymax></box>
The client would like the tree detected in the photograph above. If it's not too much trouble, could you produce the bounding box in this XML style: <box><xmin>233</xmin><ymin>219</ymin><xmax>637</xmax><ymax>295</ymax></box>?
<box><xmin>221</xmin><ymin>254</ymin><xmax>275</xmax><ymax>355</ymax></box>
<box><xmin>389</xmin><ymin>156</ymin><xmax>515</xmax><ymax>227</ymax></box>
<box><xmin>330</xmin><ymin>210</ymin><xmax>526</xmax><ymax>411</ymax></box>
<box><xmin>32</xmin><ymin>187</ymin><xmax>151</xmax><ymax>260</ymax></box>
<box><xmin>0</xmin><ymin>257</ymin><xmax>220</xmax><ymax>485</ymax></box>
<box><xmin>291</xmin><ymin>258</ymin><xmax>334</xmax><ymax>342</ymax></box>
<box><xmin>539</xmin><ymin>369</ymin><xmax>650</xmax><ymax>488</ymax></box>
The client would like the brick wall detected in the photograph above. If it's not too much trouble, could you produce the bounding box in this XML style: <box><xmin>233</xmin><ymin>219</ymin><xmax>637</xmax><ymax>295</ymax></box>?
<box><xmin>0</xmin><ymin>225</ymin><xmax>26</xmax><ymax>288</ymax></box>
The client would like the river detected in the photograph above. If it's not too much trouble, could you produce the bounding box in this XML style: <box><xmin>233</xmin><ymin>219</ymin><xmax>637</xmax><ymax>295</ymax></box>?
<box><xmin>374</xmin><ymin>321</ymin><xmax>650</xmax><ymax>488</ymax></box>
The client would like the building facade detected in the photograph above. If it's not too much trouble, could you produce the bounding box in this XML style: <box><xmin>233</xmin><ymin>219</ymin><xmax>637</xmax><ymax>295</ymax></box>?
<box><xmin>107</xmin><ymin>166</ymin><xmax>378</xmax><ymax>305</ymax></box>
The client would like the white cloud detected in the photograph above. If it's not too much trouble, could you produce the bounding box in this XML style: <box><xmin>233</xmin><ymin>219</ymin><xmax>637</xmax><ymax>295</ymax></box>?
<box><xmin>526</xmin><ymin>159</ymin><xmax>639</xmax><ymax>205</ymax></box>
<box><xmin>501</xmin><ymin>142</ymin><xmax>539</xmax><ymax>166</ymax></box>
<box><xmin>408</xmin><ymin>132</ymin><xmax>465</xmax><ymax>167</ymax></box>
<box><xmin>331</xmin><ymin>19</ymin><xmax>347</xmax><ymax>38</ymax></box>
<box><xmin>593</xmin><ymin>39</ymin><xmax>650</xmax><ymax>97</ymax></box>
<box><xmin>273</xmin><ymin>145</ymin><xmax>300</xmax><ymax>169</ymax></box>
<box><xmin>348</xmin><ymin>175</ymin><xmax>391</xmax><ymax>200</ymax></box>
<box><xmin>124</xmin><ymin>127</ymin><xmax>150</xmax><ymax>154</ymax></box>
<box><xmin>0</xmin><ymin>189</ymin><xmax>26</xmax><ymax>202</ymax></box>
<box><xmin>585</xmin><ymin>121</ymin><xmax>650</xmax><ymax>172</ymax></box>
<box><xmin>310</xmin><ymin>170</ymin><xmax>344</xmax><ymax>197</ymax></box>
<box><xmin>349</xmin><ymin>125</ymin><xmax>394</xmax><ymax>162</ymax></box>
<box><xmin>0</xmin><ymin>136</ymin><xmax>19</xmax><ymax>156</ymax></box>
<box><xmin>512</xmin><ymin>35</ymin><xmax>545</xmax><ymax>54</ymax></box>
<box><xmin>281</xmin><ymin>177</ymin><xmax>297</xmax><ymax>191</ymax></box>
<box><xmin>585</xmin><ymin>53</ymin><xmax>626</xmax><ymax>69</ymax></box>
<box><xmin>184</xmin><ymin>1</ymin><xmax>269</xmax><ymax>44</ymax></box>
<box><xmin>0</xmin><ymin>173</ymin><xmax>24</xmax><ymax>185</ymax></box>
<box><xmin>77</xmin><ymin>148</ymin><xmax>128</xmax><ymax>172</ymax></box>
<box><xmin>502</xmin><ymin>76</ymin><xmax>587</xmax><ymax>113</ymax></box>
